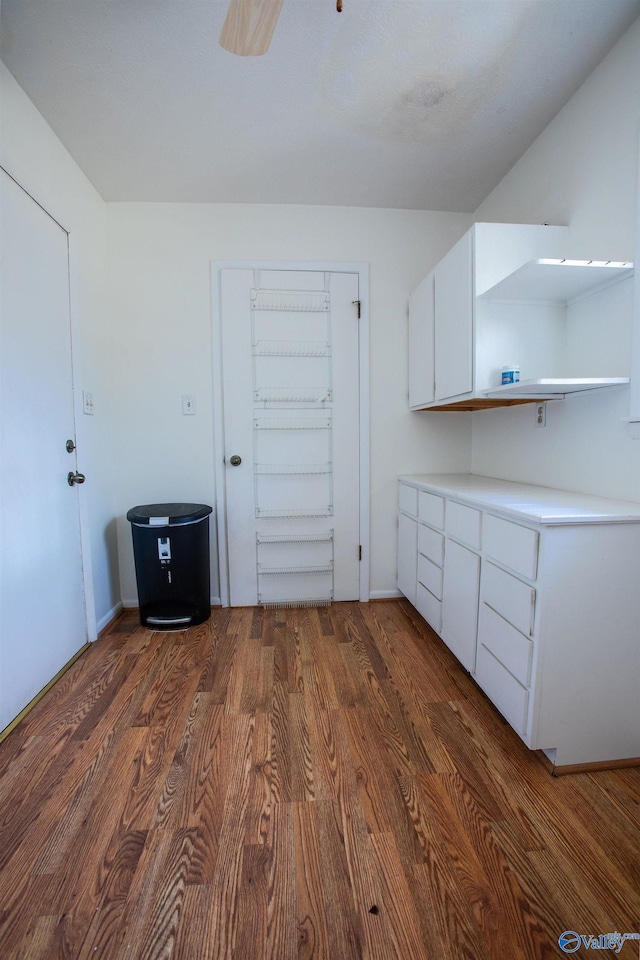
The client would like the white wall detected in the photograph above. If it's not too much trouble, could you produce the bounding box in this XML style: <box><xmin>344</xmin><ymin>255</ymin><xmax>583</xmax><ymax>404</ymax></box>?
<box><xmin>471</xmin><ymin>18</ymin><xmax>640</xmax><ymax>501</ymax></box>
<box><xmin>1</xmin><ymin>63</ymin><xmax>119</xmax><ymax>632</ymax></box>
<box><xmin>107</xmin><ymin>203</ymin><xmax>472</xmax><ymax>601</ymax></box>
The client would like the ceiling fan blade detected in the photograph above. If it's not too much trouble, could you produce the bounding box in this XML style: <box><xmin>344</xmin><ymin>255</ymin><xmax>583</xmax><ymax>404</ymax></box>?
<box><xmin>219</xmin><ymin>0</ymin><xmax>285</xmax><ymax>56</ymax></box>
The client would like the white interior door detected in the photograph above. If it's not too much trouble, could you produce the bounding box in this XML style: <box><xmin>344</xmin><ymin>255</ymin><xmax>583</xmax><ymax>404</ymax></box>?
<box><xmin>0</xmin><ymin>170</ymin><xmax>87</xmax><ymax>732</ymax></box>
<box><xmin>219</xmin><ymin>268</ymin><xmax>361</xmax><ymax>607</ymax></box>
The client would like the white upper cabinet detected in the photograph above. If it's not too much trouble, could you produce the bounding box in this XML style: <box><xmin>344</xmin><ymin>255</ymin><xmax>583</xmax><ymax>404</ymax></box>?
<box><xmin>408</xmin><ymin>271</ymin><xmax>434</xmax><ymax>408</ymax></box>
<box><xmin>409</xmin><ymin>222</ymin><xmax>634</xmax><ymax>411</ymax></box>
<box><xmin>434</xmin><ymin>230</ymin><xmax>473</xmax><ymax>402</ymax></box>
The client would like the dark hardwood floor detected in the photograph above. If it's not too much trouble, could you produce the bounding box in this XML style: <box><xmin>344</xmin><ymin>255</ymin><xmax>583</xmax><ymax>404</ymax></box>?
<box><xmin>1</xmin><ymin>600</ymin><xmax>639</xmax><ymax>959</ymax></box>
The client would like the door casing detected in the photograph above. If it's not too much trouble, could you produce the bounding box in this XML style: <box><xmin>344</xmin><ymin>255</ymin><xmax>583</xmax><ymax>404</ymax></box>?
<box><xmin>211</xmin><ymin>260</ymin><xmax>370</xmax><ymax>607</ymax></box>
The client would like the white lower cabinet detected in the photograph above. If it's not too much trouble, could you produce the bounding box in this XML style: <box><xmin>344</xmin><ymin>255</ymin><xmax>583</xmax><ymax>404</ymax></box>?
<box><xmin>446</xmin><ymin>501</ymin><xmax>481</xmax><ymax>549</ymax></box>
<box><xmin>416</xmin><ymin>582</ymin><xmax>442</xmax><ymax>634</ymax></box>
<box><xmin>477</xmin><ymin>603</ymin><xmax>533</xmax><ymax>688</ymax></box>
<box><xmin>441</xmin><ymin>539</ymin><xmax>480</xmax><ymax>672</ymax></box>
<box><xmin>481</xmin><ymin>561</ymin><xmax>535</xmax><ymax>638</ymax></box>
<box><xmin>418</xmin><ymin>523</ymin><xmax>444</xmax><ymax>566</ymax></box>
<box><xmin>398</xmin><ymin>475</ymin><xmax>640</xmax><ymax>769</ymax></box>
<box><xmin>417</xmin><ymin>553</ymin><xmax>443</xmax><ymax>598</ymax></box>
<box><xmin>397</xmin><ymin>511</ymin><xmax>417</xmax><ymax>606</ymax></box>
<box><xmin>475</xmin><ymin>643</ymin><xmax>529</xmax><ymax>736</ymax></box>
<box><xmin>483</xmin><ymin>513</ymin><xmax>538</xmax><ymax>580</ymax></box>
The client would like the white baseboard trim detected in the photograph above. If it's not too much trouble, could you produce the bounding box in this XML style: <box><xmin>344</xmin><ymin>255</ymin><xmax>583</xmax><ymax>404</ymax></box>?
<box><xmin>369</xmin><ymin>589</ymin><xmax>403</xmax><ymax>600</ymax></box>
<box><xmin>96</xmin><ymin>601</ymin><xmax>123</xmax><ymax>636</ymax></box>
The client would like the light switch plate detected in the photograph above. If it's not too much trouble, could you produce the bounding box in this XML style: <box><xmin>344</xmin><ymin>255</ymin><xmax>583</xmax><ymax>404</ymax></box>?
<box><xmin>182</xmin><ymin>394</ymin><xmax>196</xmax><ymax>415</ymax></box>
<box><xmin>83</xmin><ymin>391</ymin><xmax>94</xmax><ymax>415</ymax></box>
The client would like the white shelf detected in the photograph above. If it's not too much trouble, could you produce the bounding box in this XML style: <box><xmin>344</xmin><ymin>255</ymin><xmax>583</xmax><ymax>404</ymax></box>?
<box><xmin>251</xmin><ymin>289</ymin><xmax>329</xmax><ymax>312</ymax></box>
<box><xmin>484</xmin><ymin>377</ymin><xmax>630</xmax><ymax>399</ymax></box>
<box><xmin>253</xmin><ymin>387</ymin><xmax>331</xmax><ymax>403</ymax></box>
<box><xmin>256</xmin><ymin>507</ymin><xmax>333</xmax><ymax>518</ymax></box>
<box><xmin>256</xmin><ymin>533</ymin><xmax>333</xmax><ymax>544</ymax></box>
<box><xmin>258</xmin><ymin>564</ymin><xmax>334</xmax><ymax>575</ymax></box>
<box><xmin>254</xmin><ymin>417</ymin><xmax>331</xmax><ymax>430</ymax></box>
<box><xmin>480</xmin><ymin>259</ymin><xmax>633</xmax><ymax>304</ymax></box>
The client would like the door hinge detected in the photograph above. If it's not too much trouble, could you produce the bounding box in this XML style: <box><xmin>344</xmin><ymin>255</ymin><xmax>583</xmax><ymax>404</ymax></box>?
<box><xmin>352</xmin><ymin>299</ymin><xmax>361</xmax><ymax>319</ymax></box>
<box><xmin>359</xmin><ymin>544</ymin><xmax>362</xmax><ymax>561</ymax></box>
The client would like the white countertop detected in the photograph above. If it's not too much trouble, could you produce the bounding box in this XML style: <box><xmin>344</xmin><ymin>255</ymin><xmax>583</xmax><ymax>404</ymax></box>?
<box><xmin>398</xmin><ymin>473</ymin><xmax>640</xmax><ymax>525</ymax></box>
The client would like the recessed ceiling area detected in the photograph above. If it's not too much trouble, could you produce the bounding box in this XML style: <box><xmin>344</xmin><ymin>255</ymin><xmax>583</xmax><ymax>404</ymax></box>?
<box><xmin>1</xmin><ymin>0</ymin><xmax>639</xmax><ymax>210</ymax></box>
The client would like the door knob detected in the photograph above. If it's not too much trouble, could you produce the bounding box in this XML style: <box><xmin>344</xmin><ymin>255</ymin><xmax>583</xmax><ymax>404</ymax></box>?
<box><xmin>67</xmin><ymin>471</ymin><xmax>86</xmax><ymax>486</ymax></box>
<box><xmin>229</xmin><ymin>455</ymin><xmax>242</xmax><ymax>466</ymax></box>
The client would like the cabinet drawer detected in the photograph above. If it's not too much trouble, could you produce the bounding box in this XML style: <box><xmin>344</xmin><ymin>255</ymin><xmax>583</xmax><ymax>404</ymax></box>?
<box><xmin>478</xmin><ymin>603</ymin><xmax>533</xmax><ymax>687</ymax></box>
<box><xmin>446</xmin><ymin>501</ymin><xmax>481</xmax><ymax>549</ymax></box>
<box><xmin>399</xmin><ymin>483</ymin><xmax>418</xmax><ymax>517</ymax></box>
<box><xmin>417</xmin><ymin>553</ymin><xmax>443</xmax><ymax>599</ymax></box>
<box><xmin>416</xmin><ymin>582</ymin><xmax>442</xmax><ymax>634</ymax></box>
<box><xmin>475</xmin><ymin>644</ymin><xmax>529</xmax><ymax>736</ymax></box>
<box><xmin>481</xmin><ymin>562</ymin><xmax>535</xmax><ymax>637</ymax></box>
<box><xmin>418</xmin><ymin>491</ymin><xmax>445</xmax><ymax>529</ymax></box>
<box><xmin>483</xmin><ymin>514</ymin><xmax>538</xmax><ymax>581</ymax></box>
<box><xmin>418</xmin><ymin>524</ymin><xmax>444</xmax><ymax>566</ymax></box>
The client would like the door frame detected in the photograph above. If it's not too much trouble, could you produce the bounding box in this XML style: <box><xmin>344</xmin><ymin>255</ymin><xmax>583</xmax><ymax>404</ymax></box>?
<box><xmin>0</xmin><ymin>165</ymin><xmax>96</xmax><ymax>641</ymax></box>
<box><xmin>211</xmin><ymin>260</ymin><xmax>370</xmax><ymax>607</ymax></box>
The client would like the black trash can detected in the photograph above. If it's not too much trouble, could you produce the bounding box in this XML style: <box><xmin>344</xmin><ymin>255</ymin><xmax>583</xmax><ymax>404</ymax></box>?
<box><xmin>127</xmin><ymin>502</ymin><xmax>213</xmax><ymax>628</ymax></box>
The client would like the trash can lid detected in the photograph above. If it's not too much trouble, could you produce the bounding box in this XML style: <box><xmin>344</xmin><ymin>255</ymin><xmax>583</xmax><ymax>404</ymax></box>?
<box><xmin>126</xmin><ymin>503</ymin><xmax>213</xmax><ymax>526</ymax></box>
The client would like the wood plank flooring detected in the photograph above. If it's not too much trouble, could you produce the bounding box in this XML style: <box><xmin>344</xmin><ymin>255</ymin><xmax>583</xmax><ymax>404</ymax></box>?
<box><xmin>1</xmin><ymin>599</ymin><xmax>639</xmax><ymax>959</ymax></box>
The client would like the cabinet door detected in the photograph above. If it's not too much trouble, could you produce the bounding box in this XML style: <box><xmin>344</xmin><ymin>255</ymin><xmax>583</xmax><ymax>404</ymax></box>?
<box><xmin>398</xmin><ymin>512</ymin><xmax>418</xmax><ymax>606</ymax></box>
<box><xmin>434</xmin><ymin>230</ymin><xmax>473</xmax><ymax>401</ymax></box>
<box><xmin>441</xmin><ymin>539</ymin><xmax>480</xmax><ymax>672</ymax></box>
<box><xmin>408</xmin><ymin>271</ymin><xmax>435</xmax><ymax>408</ymax></box>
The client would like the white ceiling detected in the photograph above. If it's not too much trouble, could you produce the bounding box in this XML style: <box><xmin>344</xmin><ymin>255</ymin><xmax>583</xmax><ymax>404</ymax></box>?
<box><xmin>2</xmin><ymin>0</ymin><xmax>639</xmax><ymax>211</ymax></box>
